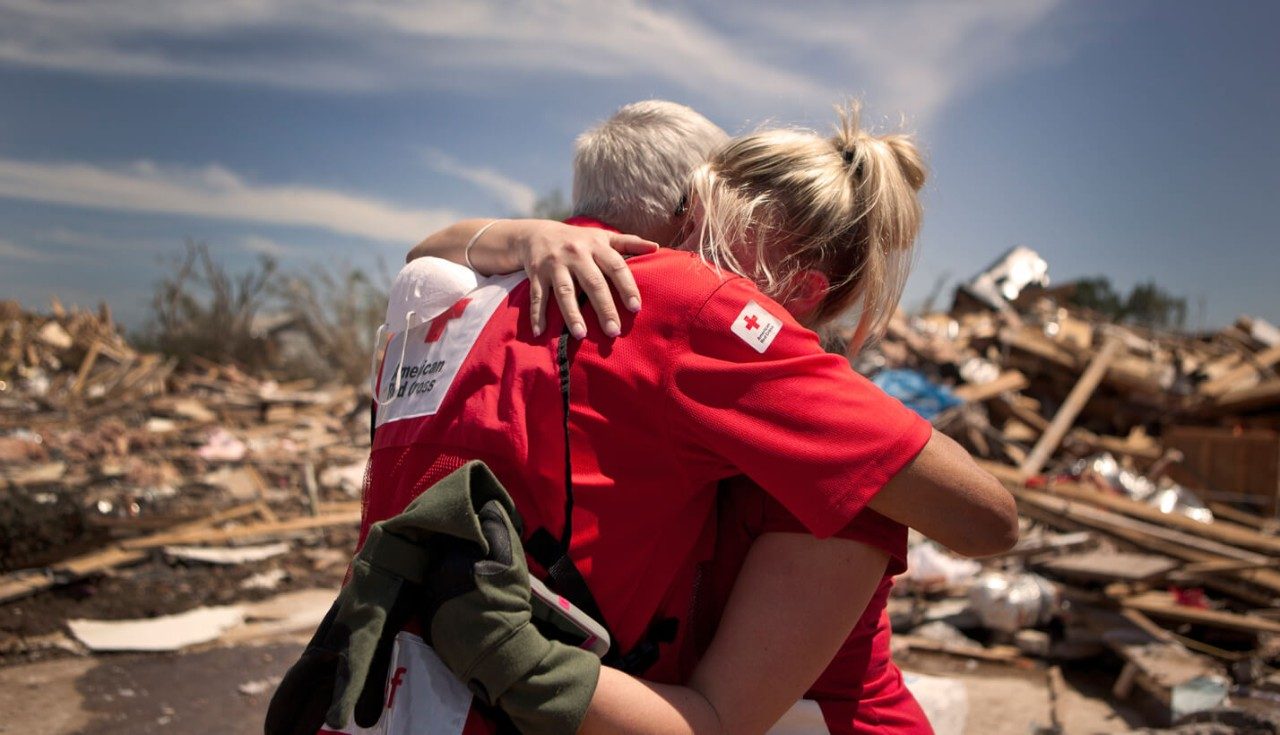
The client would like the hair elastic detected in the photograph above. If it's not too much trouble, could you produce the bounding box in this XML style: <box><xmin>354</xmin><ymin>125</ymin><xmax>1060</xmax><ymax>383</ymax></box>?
<box><xmin>464</xmin><ymin>219</ymin><xmax>505</xmax><ymax>273</ymax></box>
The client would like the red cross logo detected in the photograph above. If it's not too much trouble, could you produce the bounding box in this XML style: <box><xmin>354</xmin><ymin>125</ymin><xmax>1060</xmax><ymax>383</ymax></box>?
<box><xmin>425</xmin><ymin>298</ymin><xmax>471</xmax><ymax>343</ymax></box>
<box><xmin>743</xmin><ymin>314</ymin><xmax>760</xmax><ymax>330</ymax></box>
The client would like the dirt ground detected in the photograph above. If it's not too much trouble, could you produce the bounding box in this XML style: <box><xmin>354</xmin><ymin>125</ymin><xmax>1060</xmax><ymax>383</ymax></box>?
<box><xmin>900</xmin><ymin>653</ymin><xmax>1151</xmax><ymax>734</ymax></box>
<box><xmin>0</xmin><ymin>527</ymin><xmax>355</xmax><ymax>647</ymax></box>
<box><xmin>0</xmin><ymin>636</ymin><xmax>1151</xmax><ymax>735</ymax></box>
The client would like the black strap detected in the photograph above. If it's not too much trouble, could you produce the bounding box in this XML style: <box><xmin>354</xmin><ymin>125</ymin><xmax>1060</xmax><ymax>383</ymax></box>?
<box><xmin>527</xmin><ymin>320</ymin><xmax>676</xmax><ymax>675</ymax></box>
<box><xmin>556</xmin><ymin>325</ymin><xmax>574</xmax><ymax>550</ymax></box>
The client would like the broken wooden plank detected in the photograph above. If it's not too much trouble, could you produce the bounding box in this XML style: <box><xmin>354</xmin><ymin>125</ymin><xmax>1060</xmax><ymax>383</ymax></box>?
<box><xmin>69</xmin><ymin>339</ymin><xmax>102</xmax><ymax>396</ymax></box>
<box><xmin>1065</xmin><ymin>428</ymin><xmax>1164</xmax><ymax>462</ymax></box>
<box><xmin>1037</xmin><ymin>551</ymin><xmax>1179</xmax><ymax>583</ymax></box>
<box><xmin>953</xmin><ymin>370</ymin><xmax>1028</xmax><ymax>403</ymax></box>
<box><xmin>981</xmin><ymin>460</ymin><xmax>1280</xmax><ymax>556</ymax></box>
<box><xmin>1020</xmin><ymin>335</ymin><xmax>1123</xmax><ymax>478</ymax></box>
<box><xmin>0</xmin><ymin>502</ymin><xmax>266</xmax><ymax>605</ymax></box>
<box><xmin>1120</xmin><ymin>590</ymin><xmax>1280</xmax><ymax>635</ymax></box>
<box><xmin>1206</xmin><ymin>502</ymin><xmax>1277</xmax><ymax>532</ymax></box>
<box><xmin>0</xmin><ymin>546</ymin><xmax>148</xmax><ymax>605</ymax></box>
<box><xmin>1200</xmin><ymin>343</ymin><xmax>1280</xmax><ymax>396</ymax></box>
<box><xmin>1205</xmin><ymin>378</ymin><xmax>1280</xmax><ymax>414</ymax></box>
<box><xmin>999</xmin><ymin>326</ymin><xmax>1080</xmax><ymax>370</ymax></box>
<box><xmin>1034</xmin><ymin>478</ymin><xmax>1280</xmax><ymax>556</ymax></box>
<box><xmin>999</xmin><ymin>482</ymin><xmax>1280</xmax><ymax>598</ymax></box>
<box><xmin>1179</xmin><ymin>559</ymin><xmax>1278</xmax><ymax>576</ymax></box>
<box><xmin>120</xmin><ymin>509</ymin><xmax>360</xmax><ymax>550</ymax></box>
<box><xmin>896</xmin><ymin>634</ymin><xmax>1024</xmax><ymax>663</ymax></box>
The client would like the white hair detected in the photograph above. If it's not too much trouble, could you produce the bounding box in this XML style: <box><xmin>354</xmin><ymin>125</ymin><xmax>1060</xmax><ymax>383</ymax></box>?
<box><xmin>572</xmin><ymin>100</ymin><xmax>727</xmax><ymax>239</ymax></box>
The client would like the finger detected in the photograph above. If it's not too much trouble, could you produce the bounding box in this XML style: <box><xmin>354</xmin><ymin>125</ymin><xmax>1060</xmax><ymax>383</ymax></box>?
<box><xmin>595</xmin><ymin>248</ymin><xmax>642</xmax><ymax>314</ymax></box>
<box><xmin>551</xmin><ymin>265</ymin><xmax>587</xmax><ymax>339</ymax></box>
<box><xmin>527</xmin><ymin>267</ymin><xmax>547</xmax><ymax>337</ymax></box>
<box><xmin>609</xmin><ymin>234</ymin><xmax>660</xmax><ymax>256</ymax></box>
<box><xmin>574</xmin><ymin>256</ymin><xmax>622</xmax><ymax>338</ymax></box>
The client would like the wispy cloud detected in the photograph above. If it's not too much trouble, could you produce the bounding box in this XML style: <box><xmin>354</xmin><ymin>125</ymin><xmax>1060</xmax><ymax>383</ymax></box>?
<box><xmin>0</xmin><ymin>0</ymin><xmax>1081</xmax><ymax>122</ymax></box>
<box><xmin>0</xmin><ymin>236</ymin><xmax>54</xmax><ymax>262</ymax></box>
<box><xmin>0</xmin><ymin>1</ymin><xmax>822</xmax><ymax>102</ymax></box>
<box><xmin>740</xmin><ymin>0</ymin><xmax>1070</xmax><ymax>123</ymax></box>
<box><xmin>0</xmin><ymin>157</ymin><xmax>459</xmax><ymax>243</ymax></box>
<box><xmin>422</xmin><ymin>149</ymin><xmax>536</xmax><ymax>215</ymax></box>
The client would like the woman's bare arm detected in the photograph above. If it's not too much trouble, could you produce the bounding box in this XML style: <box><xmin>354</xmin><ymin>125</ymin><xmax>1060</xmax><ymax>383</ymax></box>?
<box><xmin>578</xmin><ymin>532</ymin><xmax>888</xmax><ymax>735</ymax></box>
<box><xmin>407</xmin><ymin>218</ymin><xmax>657</xmax><ymax>337</ymax></box>
<box><xmin>868</xmin><ymin>430</ymin><xmax>1019</xmax><ymax>557</ymax></box>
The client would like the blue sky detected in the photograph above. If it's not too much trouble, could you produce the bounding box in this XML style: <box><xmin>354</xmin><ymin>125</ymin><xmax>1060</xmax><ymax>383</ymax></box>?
<box><xmin>0</xmin><ymin>0</ymin><xmax>1276</xmax><ymax>329</ymax></box>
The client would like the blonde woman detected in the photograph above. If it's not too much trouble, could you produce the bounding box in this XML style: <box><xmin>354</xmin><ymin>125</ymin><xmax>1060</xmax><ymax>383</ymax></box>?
<box><xmin>365</xmin><ymin>102</ymin><xmax>1011</xmax><ymax>734</ymax></box>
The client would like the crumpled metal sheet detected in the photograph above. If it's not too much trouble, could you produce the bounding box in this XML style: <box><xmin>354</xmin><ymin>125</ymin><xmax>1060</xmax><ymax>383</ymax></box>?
<box><xmin>1072</xmin><ymin>452</ymin><xmax>1214</xmax><ymax>523</ymax></box>
<box><xmin>962</xmin><ymin>245</ymin><xmax>1050</xmax><ymax>311</ymax></box>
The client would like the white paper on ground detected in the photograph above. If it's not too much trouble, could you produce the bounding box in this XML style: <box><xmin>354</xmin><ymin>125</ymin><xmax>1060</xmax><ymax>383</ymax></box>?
<box><xmin>220</xmin><ymin>588</ymin><xmax>336</xmax><ymax>644</ymax></box>
<box><xmin>164</xmin><ymin>541</ymin><xmax>291</xmax><ymax>565</ymax></box>
<box><xmin>69</xmin><ymin>605</ymin><xmax>246</xmax><ymax>652</ymax></box>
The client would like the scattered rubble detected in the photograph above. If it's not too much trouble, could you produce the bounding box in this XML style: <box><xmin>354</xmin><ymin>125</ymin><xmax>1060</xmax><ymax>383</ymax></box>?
<box><xmin>850</xmin><ymin>248</ymin><xmax>1280</xmax><ymax>730</ymax></box>
<box><xmin>4</xmin><ymin>243</ymin><xmax>1280</xmax><ymax>733</ymax></box>
<box><xmin>0</xmin><ymin>298</ymin><xmax>364</xmax><ymax>659</ymax></box>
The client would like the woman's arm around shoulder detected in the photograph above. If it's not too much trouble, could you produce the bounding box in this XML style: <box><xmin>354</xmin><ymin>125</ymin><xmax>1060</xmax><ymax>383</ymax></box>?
<box><xmin>406</xmin><ymin>218</ymin><xmax>656</xmax><ymax>337</ymax></box>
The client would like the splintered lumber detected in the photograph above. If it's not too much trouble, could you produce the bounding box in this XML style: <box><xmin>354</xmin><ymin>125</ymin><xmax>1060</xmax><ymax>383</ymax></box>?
<box><xmin>1001</xmin><ymin>530</ymin><xmax>1093</xmax><ymax>557</ymax></box>
<box><xmin>1020</xmin><ymin>335</ymin><xmax>1123</xmax><ymax>478</ymax></box>
<box><xmin>997</xmin><ymin>481</ymin><xmax>1280</xmax><ymax>598</ymax></box>
<box><xmin>1045</xmin><ymin>665</ymin><xmax>1067</xmax><ymax>733</ymax></box>
<box><xmin>998</xmin><ymin>395</ymin><xmax>1051</xmax><ymax>432</ymax></box>
<box><xmin>1066</xmin><ymin>428</ymin><xmax>1163</xmax><ymax>462</ymax></box>
<box><xmin>1107</xmin><ymin>638</ymin><xmax>1228</xmax><ymax>716</ymax></box>
<box><xmin>1205</xmin><ymin>378</ymin><xmax>1280</xmax><ymax>414</ymax></box>
<box><xmin>896</xmin><ymin>634</ymin><xmax>1024</xmax><ymax>663</ymax></box>
<box><xmin>1042</xmin><ymin>481</ymin><xmax>1280</xmax><ymax>555</ymax></box>
<box><xmin>120</xmin><ymin>508</ymin><xmax>360</xmax><ymax>549</ymax></box>
<box><xmin>1206</xmin><ymin>502</ymin><xmax>1275</xmax><ymax>531</ymax></box>
<box><xmin>953</xmin><ymin>370</ymin><xmax>1028</xmax><ymax>403</ymax></box>
<box><xmin>1179</xmin><ymin>559</ymin><xmax>1279</xmax><ymax>575</ymax></box>
<box><xmin>1200</xmin><ymin>343</ymin><xmax>1280</xmax><ymax>396</ymax></box>
<box><xmin>1120</xmin><ymin>590</ymin><xmax>1280</xmax><ymax>635</ymax></box>
<box><xmin>0</xmin><ymin>503</ymin><xmax>266</xmax><ymax>604</ymax></box>
<box><xmin>0</xmin><ymin>547</ymin><xmax>147</xmax><ymax>605</ymax></box>
<box><xmin>1013</xmin><ymin>488</ymin><xmax>1265</xmax><ymax>564</ymax></box>
<box><xmin>981</xmin><ymin>461</ymin><xmax>1280</xmax><ymax>555</ymax></box>
<box><xmin>70</xmin><ymin>340</ymin><xmax>102</xmax><ymax>395</ymax></box>
<box><xmin>999</xmin><ymin>326</ymin><xmax>1079</xmax><ymax>370</ymax></box>
<box><xmin>1038</xmin><ymin>551</ymin><xmax>1179</xmax><ymax>583</ymax></box>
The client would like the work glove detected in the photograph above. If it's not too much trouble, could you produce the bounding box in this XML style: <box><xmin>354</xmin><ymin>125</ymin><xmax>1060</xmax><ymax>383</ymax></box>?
<box><xmin>265</xmin><ymin>460</ymin><xmax>601</xmax><ymax>734</ymax></box>
<box><xmin>418</xmin><ymin>463</ymin><xmax>602</xmax><ymax>734</ymax></box>
<box><xmin>265</xmin><ymin>460</ymin><xmax>515</xmax><ymax>733</ymax></box>
<box><xmin>265</xmin><ymin>508</ymin><xmax>438</xmax><ymax>734</ymax></box>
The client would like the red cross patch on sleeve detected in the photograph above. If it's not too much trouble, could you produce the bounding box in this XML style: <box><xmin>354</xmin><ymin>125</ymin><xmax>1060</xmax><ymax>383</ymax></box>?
<box><xmin>730</xmin><ymin>300</ymin><xmax>783</xmax><ymax>353</ymax></box>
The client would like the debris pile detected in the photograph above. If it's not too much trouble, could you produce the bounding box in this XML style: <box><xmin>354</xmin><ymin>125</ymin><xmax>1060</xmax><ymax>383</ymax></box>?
<box><xmin>856</xmin><ymin>249</ymin><xmax>1280</xmax><ymax>731</ymax></box>
<box><xmin>3</xmin><ymin>242</ymin><xmax>1280</xmax><ymax>732</ymax></box>
<box><xmin>0</xmin><ymin>298</ymin><xmax>367</xmax><ymax>657</ymax></box>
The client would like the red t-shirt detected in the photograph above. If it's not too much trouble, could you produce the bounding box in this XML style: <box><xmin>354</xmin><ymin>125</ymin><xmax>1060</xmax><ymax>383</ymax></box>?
<box><xmin>701</xmin><ymin>482</ymin><xmax>933</xmax><ymax>734</ymax></box>
<box><xmin>362</xmin><ymin>218</ymin><xmax>930</xmax><ymax>725</ymax></box>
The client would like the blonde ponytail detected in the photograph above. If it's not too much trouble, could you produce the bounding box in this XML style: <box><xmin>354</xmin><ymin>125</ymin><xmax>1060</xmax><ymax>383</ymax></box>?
<box><xmin>689</xmin><ymin>102</ymin><xmax>926</xmax><ymax>354</ymax></box>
